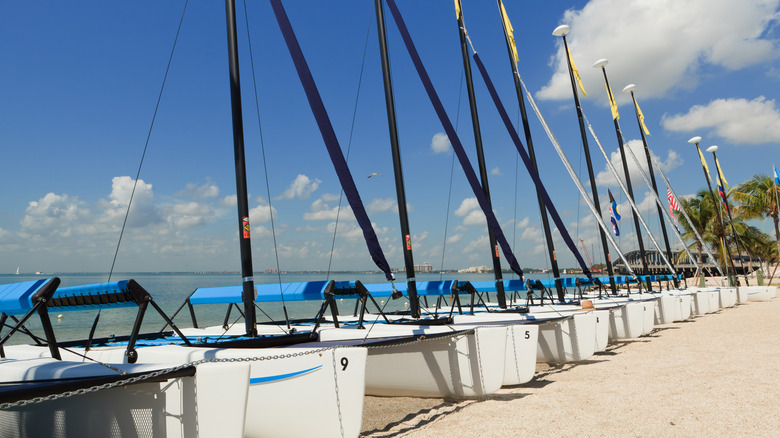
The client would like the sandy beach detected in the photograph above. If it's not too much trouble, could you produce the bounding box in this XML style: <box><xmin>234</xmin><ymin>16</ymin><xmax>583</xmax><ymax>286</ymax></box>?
<box><xmin>361</xmin><ymin>293</ymin><xmax>780</xmax><ymax>437</ymax></box>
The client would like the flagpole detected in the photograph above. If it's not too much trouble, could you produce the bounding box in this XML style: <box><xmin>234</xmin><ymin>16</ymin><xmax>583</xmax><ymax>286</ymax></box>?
<box><xmin>689</xmin><ymin>136</ymin><xmax>736</xmax><ymax>284</ymax></box>
<box><xmin>454</xmin><ymin>0</ymin><xmax>507</xmax><ymax>308</ymax></box>
<box><xmin>593</xmin><ymin>59</ymin><xmax>651</xmax><ymax>288</ymax></box>
<box><xmin>497</xmin><ymin>0</ymin><xmax>564</xmax><ymax>302</ymax></box>
<box><xmin>708</xmin><ymin>146</ymin><xmax>751</xmax><ymax>285</ymax></box>
<box><xmin>553</xmin><ymin>25</ymin><xmax>618</xmax><ymax>294</ymax></box>
<box><xmin>622</xmin><ymin>84</ymin><xmax>679</xmax><ymax>288</ymax></box>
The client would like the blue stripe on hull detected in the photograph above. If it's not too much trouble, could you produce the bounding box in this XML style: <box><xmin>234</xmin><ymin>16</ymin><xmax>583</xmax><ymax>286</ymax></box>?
<box><xmin>249</xmin><ymin>365</ymin><xmax>322</xmax><ymax>385</ymax></box>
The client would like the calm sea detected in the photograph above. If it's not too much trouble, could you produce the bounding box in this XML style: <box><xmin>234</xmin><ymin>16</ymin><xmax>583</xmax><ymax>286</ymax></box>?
<box><xmin>0</xmin><ymin>271</ymin><xmax>565</xmax><ymax>345</ymax></box>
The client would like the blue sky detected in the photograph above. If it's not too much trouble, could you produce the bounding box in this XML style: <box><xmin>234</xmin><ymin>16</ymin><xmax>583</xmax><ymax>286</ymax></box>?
<box><xmin>1</xmin><ymin>0</ymin><xmax>779</xmax><ymax>275</ymax></box>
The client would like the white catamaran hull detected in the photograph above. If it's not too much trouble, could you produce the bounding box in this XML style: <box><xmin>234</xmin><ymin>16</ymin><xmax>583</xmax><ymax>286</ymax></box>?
<box><xmin>536</xmin><ymin>311</ymin><xmax>596</xmax><ymax>363</ymax></box>
<box><xmin>316</xmin><ymin>325</ymin><xmax>507</xmax><ymax>398</ymax></box>
<box><xmin>4</xmin><ymin>344</ymin><xmax>367</xmax><ymax>438</ymax></box>
<box><xmin>0</xmin><ymin>358</ymin><xmax>250</xmax><ymax>438</ymax></box>
<box><xmin>744</xmin><ymin>285</ymin><xmax>775</xmax><ymax>302</ymax></box>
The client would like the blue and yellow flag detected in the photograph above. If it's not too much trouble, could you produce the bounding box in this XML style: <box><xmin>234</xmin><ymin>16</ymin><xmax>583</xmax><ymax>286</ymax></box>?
<box><xmin>608</xmin><ymin>189</ymin><xmax>621</xmax><ymax>221</ymax></box>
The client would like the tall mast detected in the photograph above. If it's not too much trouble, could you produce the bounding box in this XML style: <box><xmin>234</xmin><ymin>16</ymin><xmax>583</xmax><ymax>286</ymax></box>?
<box><xmin>623</xmin><ymin>84</ymin><xmax>679</xmax><ymax>287</ymax></box>
<box><xmin>593</xmin><ymin>59</ymin><xmax>650</xmax><ymax>283</ymax></box>
<box><xmin>553</xmin><ymin>25</ymin><xmax>616</xmax><ymax>294</ymax></box>
<box><xmin>454</xmin><ymin>1</ymin><xmax>506</xmax><ymax>308</ymax></box>
<box><xmin>709</xmin><ymin>146</ymin><xmax>750</xmax><ymax>285</ymax></box>
<box><xmin>497</xmin><ymin>0</ymin><xmax>564</xmax><ymax>302</ymax></box>
<box><xmin>225</xmin><ymin>0</ymin><xmax>256</xmax><ymax>336</ymax></box>
<box><xmin>374</xmin><ymin>0</ymin><xmax>420</xmax><ymax>317</ymax></box>
<box><xmin>689</xmin><ymin>136</ymin><xmax>737</xmax><ymax>283</ymax></box>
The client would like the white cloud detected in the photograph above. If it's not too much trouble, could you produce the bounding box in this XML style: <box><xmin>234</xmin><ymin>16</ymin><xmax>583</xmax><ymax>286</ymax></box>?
<box><xmin>490</xmin><ymin>167</ymin><xmax>502</xmax><ymax>176</ymax></box>
<box><xmin>167</xmin><ymin>201</ymin><xmax>214</xmax><ymax>228</ymax></box>
<box><xmin>368</xmin><ymin>198</ymin><xmax>397</xmax><ymax>213</ymax></box>
<box><xmin>595</xmin><ymin>140</ymin><xmax>682</xmax><ymax>187</ymax></box>
<box><xmin>276</xmin><ymin>174</ymin><xmax>321</xmax><ymax>200</ymax></box>
<box><xmin>515</xmin><ymin>217</ymin><xmax>531</xmax><ymax>229</ymax></box>
<box><xmin>248</xmin><ymin>201</ymin><xmax>277</xmax><ymax>224</ymax></box>
<box><xmin>179</xmin><ymin>180</ymin><xmax>219</xmax><ymax>199</ymax></box>
<box><xmin>538</xmin><ymin>0</ymin><xmax>780</xmax><ymax>101</ymax></box>
<box><xmin>431</xmin><ymin>132</ymin><xmax>451</xmax><ymax>154</ymax></box>
<box><xmin>303</xmin><ymin>197</ymin><xmax>355</xmax><ymax>221</ymax></box>
<box><xmin>20</xmin><ymin>193</ymin><xmax>87</xmax><ymax>233</ymax></box>
<box><xmin>520</xmin><ymin>227</ymin><xmax>543</xmax><ymax>242</ymax></box>
<box><xmin>446</xmin><ymin>233</ymin><xmax>463</xmax><ymax>244</ymax></box>
<box><xmin>661</xmin><ymin>96</ymin><xmax>780</xmax><ymax>144</ymax></box>
<box><xmin>454</xmin><ymin>197</ymin><xmax>487</xmax><ymax>226</ymax></box>
<box><xmin>109</xmin><ymin>176</ymin><xmax>154</xmax><ymax>207</ymax></box>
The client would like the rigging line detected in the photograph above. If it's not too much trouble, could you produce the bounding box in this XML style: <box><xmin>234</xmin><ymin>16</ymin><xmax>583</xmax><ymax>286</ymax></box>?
<box><xmin>107</xmin><ymin>0</ymin><xmax>189</xmax><ymax>282</ymax></box>
<box><xmin>514</xmin><ymin>74</ymin><xmax>639</xmax><ymax>279</ymax></box>
<box><xmin>327</xmin><ymin>11</ymin><xmax>374</xmax><ymax>280</ymax></box>
<box><xmin>243</xmin><ymin>0</ymin><xmax>289</xmax><ymax>331</ymax></box>
<box><xmin>581</xmin><ymin>112</ymin><xmax>677</xmax><ymax>275</ymax></box>
<box><xmin>438</xmin><ymin>67</ymin><xmax>466</xmax><ymax>280</ymax></box>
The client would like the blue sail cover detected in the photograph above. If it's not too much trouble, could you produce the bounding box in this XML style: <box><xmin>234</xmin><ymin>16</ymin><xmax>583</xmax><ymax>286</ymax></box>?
<box><xmin>0</xmin><ymin>279</ymin><xmax>53</xmax><ymax>315</ymax></box>
<box><xmin>383</xmin><ymin>0</ymin><xmax>524</xmax><ymax>279</ymax></box>
<box><xmin>470</xmin><ymin>53</ymin><xmax>593</xmax><ymax>280</ymax></box>
<box><xmin>271</xmin><ymin>0</ymin><xmax>393</xmax><ymax>281</ymax></box>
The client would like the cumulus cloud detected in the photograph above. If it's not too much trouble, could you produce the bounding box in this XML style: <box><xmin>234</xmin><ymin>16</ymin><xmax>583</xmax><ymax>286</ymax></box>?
<box><xmin>275</xmin><ymin>174</ymin><xmax>321</xmax><ymax>200</ymax></box>
<box><xmin>490</xmin><ymin>167</ymin><xmax>502</xmax><ymax>176</ymax></box>
<box><xmin>661</xmin><ymin>96</ymin><xmax>780</xmax><ymax>144</ymax></box>
<box><xmin>249</xmin><ymin>201</ymin><xmax>277</xmax><ymax>224</ymax></box>
<box><xmin>595</xmin><ymin>140</ymin><xmax>682</xmax><ymax>187</ymax></box>
<box><xmin>303</xmin><ymin>196</ymin><xmax>355</xmax><ymax>221</ymax></box>
<box><xmin>431</xmin><ymin>132</ymin><xmax>451</xmax><ymax>154</ymax></box>
<box><xmin>20</xmin><ymin>193</ymin><xmax>87</xmax><ymax>233</ymax></box>
<box><xmin>103</xmin><ymin>176</ymin><xmax>161</xmax><ymax>227</ymax></box>
<box><xmin>454</xmin><ymin>197</ymin><xmax>487</xmax><ymax>226</ymax></box>
<box><xmin>538</xmin><ymin>0</ymin><xmax>780</xmax><ymax>101</ymax></box>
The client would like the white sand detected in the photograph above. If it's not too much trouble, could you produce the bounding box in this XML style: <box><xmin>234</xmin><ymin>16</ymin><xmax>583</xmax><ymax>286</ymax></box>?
<box><xmin>362</xmin><ymin>296</ymin><xmax>780</xmax><ymax>437</ymax></box>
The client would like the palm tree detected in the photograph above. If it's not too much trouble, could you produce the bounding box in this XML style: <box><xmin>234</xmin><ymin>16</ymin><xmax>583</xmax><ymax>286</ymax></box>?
<box><xmin>674</xmin><ymin>190</ymin><xmax>723</xmax><ymax>274</ymax></box>
<box><xmin>674</xmin><ymin>188</ymin><xmax>764</xmax><ymax>277</ymax></box>
<box><xmin>731</xmin><ymin>174</ymin><xmax>780</xmax><ymax>264</ymax></box>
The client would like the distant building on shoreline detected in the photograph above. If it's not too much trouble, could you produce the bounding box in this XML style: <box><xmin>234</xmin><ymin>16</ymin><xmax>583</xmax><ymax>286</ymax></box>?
<box><xmin>457</xmin><ymin>265</ymin><xmax>492</xmax><ymax>274</ymax></box>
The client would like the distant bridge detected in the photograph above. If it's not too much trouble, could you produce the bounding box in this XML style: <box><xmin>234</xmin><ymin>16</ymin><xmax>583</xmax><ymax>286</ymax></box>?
<box><xmin>611</xmin><ymin>249</ymin><xmax>762</xmax><ymax>276</ymax></box>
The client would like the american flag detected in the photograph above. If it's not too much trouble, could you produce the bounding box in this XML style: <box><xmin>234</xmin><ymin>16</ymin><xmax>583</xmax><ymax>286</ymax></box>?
<box><xmin>668</xmin><ymin>188</ymin><xmax>681</xmax><ymax>218</ymax></box>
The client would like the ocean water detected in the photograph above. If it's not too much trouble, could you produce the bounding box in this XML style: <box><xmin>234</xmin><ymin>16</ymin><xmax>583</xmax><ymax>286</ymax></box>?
<box><xmin>0</xmin><ymin>271</ymin><xmax>563</xmax><ymax>346</ymax></box>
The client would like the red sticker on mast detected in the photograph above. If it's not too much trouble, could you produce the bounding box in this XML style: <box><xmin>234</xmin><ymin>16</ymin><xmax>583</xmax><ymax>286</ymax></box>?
<box><xmin>494</xmin><ymin>245</ymin><xmax>499</xmax><ymax>258</ymax></box>
<box><xmin>242</xmin><ymin>217</ymin><xmax>250</xmax><ymax>239</ymax></box>
<box><xmin>405</xmin><ymin>234</ymin><xmax>411</xmax><ymax>250</ymax></box>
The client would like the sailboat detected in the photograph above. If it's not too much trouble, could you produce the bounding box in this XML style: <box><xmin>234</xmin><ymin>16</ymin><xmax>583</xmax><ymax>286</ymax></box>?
<box><xmin>1</xmin><ymin>2</ymin><xmax>369</xmax><ymax>437</ymax></box>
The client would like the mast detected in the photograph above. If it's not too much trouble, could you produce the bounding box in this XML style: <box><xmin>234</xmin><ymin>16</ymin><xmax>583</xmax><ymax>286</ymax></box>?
<box><xmin>225</xmin><ymin>0</ymin><xmax>256</xmax><ymax>336</ymax></box>
<box><xmin>709</xmin><ymin>146</ymin><xmax>750</xmax><ymax>285</ymax></box>
<box><xmin>623</xmin><ymin>84</ymin><xmax>678</xmax><ymax>287</ymax></box>
<box><xmin>454</xmin><ymin>1</ymin><xmax>506</xmax><ymax>308</ymax></box>
<box><xmin>497</xmin><ymin>0</ymin><xmax>564</xmax><ymax>302</ymax></box>
<box><xmin>689</xmin><ymin>137</ymin><xmax>737</xmax><ymax>283</ymax></box>
<box><xmin>593</xmin><ymin>59</ymin><xmax>650</xmax><ymax>283</ymax></box>
<box><xmin>553</xmin><ymin>25</ymin><xmax>617</xmax><ymax>294</ymax></box>
<box><xmin>374</xmin><ymin>0</ymin><xmax>420</xmax><ymax>318</ymax></box>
